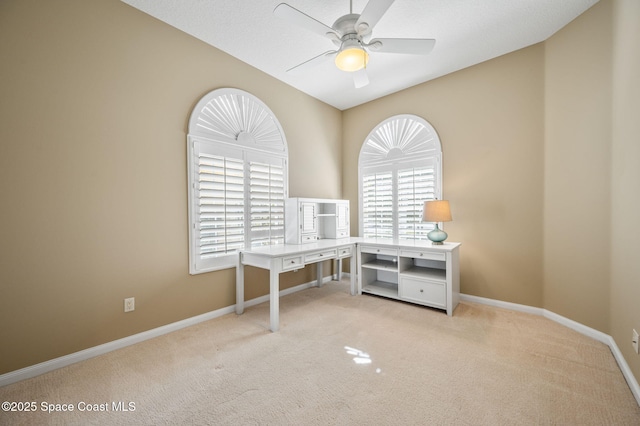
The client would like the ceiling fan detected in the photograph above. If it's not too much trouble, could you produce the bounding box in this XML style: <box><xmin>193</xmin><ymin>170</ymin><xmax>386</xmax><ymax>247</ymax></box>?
<box><xmin>274</xmin><ymin>0</ymin><xmax>435</xmax><ymax>88</ymax></box>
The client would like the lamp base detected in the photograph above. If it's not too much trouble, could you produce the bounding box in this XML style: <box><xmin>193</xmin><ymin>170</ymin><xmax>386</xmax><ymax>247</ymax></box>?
<box><xmin>427</xmin><ymin>224</ymin><xmax>448</xmax><ymax>245</ymax></box>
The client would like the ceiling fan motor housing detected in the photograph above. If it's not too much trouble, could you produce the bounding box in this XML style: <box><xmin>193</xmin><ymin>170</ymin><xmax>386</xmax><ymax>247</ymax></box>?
<box><xmin>332</xmin><ymin>14</ymin><xmax>361</xmax><ymax>39</ymax></box>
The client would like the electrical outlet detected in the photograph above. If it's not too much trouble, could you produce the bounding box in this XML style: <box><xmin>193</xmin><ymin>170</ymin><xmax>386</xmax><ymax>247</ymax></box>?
<box><xmin>633</xmin><ymin>329</ymin><xmax>639</xmax><ymax>354</ymax></box>
<box><xmin>124</xmin><ymin>297</ymin><xmax>135</xmax><ymax>313</ymax></box>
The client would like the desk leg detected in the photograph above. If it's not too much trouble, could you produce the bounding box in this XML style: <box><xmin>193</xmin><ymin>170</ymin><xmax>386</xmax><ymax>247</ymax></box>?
<box><xmin>350</xmin><ymin>254</ymin><xmax>357</xmax><ymax>296</ymax></box>
<box><xmin>355</xmin><ymin>246</ymin><xmax>362</xmax><ymax>295</ymax></box>
<box><xmin>236</xmin><ymin>256</ymin><xmax>244</xmax><ymax>315</ymax></box>
<box><xmin>316</xmin><ymin>261</ymin><xmax>323</xmax><ymax>287</ymax></box>
<box><xmin>269</xmin><ymin>266</ymin><xmax>279</xmax><ymax>332</ymax></box>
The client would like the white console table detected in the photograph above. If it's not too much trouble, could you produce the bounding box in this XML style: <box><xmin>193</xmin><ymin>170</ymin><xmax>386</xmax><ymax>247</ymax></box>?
<box><xmin>356</xmin><ymin>238</ymin><xmax>461</xmax><ymax>316</ymax></box>
<box><xmin>236</xmin><ymin>238</ymin><xmax>357</xmax><ymax>332</ymax></box>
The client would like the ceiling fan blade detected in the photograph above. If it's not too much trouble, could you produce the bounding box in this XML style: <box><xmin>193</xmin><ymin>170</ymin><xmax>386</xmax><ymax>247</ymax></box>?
<box><xmin>355</xmin><ymin>0</ymin><xmax>395</xmax><ymax>36</ymax></box>
<box><xmin>368</xmin><ymin>38</ymin><xmax>436</xmax><ymax>55</ymax></box>
<box><xmin>274</xmin><ymin>3</ymin><xmax>339</xmax><ymax>42</ymax></box>
<box><xmin>353</xmin><ymin>68</ymin><xmax>369</xmax><ymax>88</ymax></box>
<box><xmin>287</xmin><ymin>50</ymin><xmax>338</xmax><ymax>75</ymax></box>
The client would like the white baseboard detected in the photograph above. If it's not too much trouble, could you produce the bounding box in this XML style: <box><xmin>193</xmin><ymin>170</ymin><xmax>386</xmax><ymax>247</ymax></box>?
<box><xmin>460</xmin><ymin>293</ymin><xmax>544</xmax><ymax>316</ymax></box>
<box><xmin>0</xmin><ymin>279</ymin><xmax>321</xmax><ymax>388</ymax></box>
<box><xmin>460</xmin><ymin>293</ymin><xmax>640</xmax><ymax>406</ymax></box>
<box><xmin>0</xmin><ymin>304</ymin><xmax>233</xmax><ymax>388</ymax></box>
<box><xmin>606</xmin><ymin>335</ymin><xmax>640</xmax><ymax>406</ymax></box>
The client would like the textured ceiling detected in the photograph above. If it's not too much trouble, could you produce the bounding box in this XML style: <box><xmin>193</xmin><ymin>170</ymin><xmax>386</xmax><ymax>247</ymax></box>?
<box><xmin>121</xmin><ymin>0</ymin><xmax>598</xmax><ymax>110</ymax></box>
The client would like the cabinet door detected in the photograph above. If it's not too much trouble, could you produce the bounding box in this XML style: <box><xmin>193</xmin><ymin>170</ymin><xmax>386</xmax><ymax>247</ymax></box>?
<box><xmin>300</xmin><ymin>202</ymin><xmax>317</xmax><ymax>234</ymax></box>
<box><xmin>336</xmin><ymin>203</ymin><xmax>349</xmax><ymax>230</ymax></box>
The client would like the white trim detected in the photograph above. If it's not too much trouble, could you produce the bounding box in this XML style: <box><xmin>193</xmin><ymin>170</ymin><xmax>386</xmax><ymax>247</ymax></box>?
<box><xmin>460</xmin><ymin>293</ymin><xmax>544</xmax><ymax>316</ymax></box>
<box><xmin>0</xmin><ymin>279</ymin><xmax>318</xmax><ymax>388</ymax></box>
<box><xmin>607</xmin><ymin>336</ymin><xmax>640</xmax><ymax>406</ymax></box>
<box><xmin>460</xmin><ymin>293</ymin><xmax>640</xmax><ymax>406</ymax></box>
<box><xmin>542</xmin><ymin>309</ymin><xmax>611</xmax><ymax>345</ymax></box>
<box><xmin>0</xmin><ymin>305</ymin><xmax>224</xmax><ymax>387</ymax></box>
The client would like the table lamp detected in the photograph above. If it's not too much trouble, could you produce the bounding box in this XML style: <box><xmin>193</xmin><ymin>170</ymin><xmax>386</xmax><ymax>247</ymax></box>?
<box><xmin>422</xmin><ymin>200</ymin><xmax>452</xmax><ymax>245</ymax></box>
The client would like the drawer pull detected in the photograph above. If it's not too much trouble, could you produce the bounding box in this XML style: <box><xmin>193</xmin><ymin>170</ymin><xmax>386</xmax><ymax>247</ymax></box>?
<box><xmin>291</xmin><ymin>260</ymin><xmax>295</xmax><ymax>264</ymax></box>
<box><xmin>420</xmin><ymin>253</ymin><xmax>423</xmax><ymax>257</ymax></box>
<box><xmin>420</xmin><ymin>289</ymin><xmax>424</xmax><ymax>293</ymax></box>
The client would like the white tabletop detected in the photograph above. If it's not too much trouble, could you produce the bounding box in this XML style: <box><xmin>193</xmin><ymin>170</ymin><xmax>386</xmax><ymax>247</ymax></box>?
<box><xmin>238</xmin><ymin>237</ymin><xmax>356</xmax><ymax>258</ymax></box>
<box><xmin>238</xmin><ymin>237</ymin><xmax>460</xmax><ymax>258</ymax></box>
<box><xmin>355</xmin><ymin>237</ymin><xmax>461</xmax><ymax>251</ymax></box>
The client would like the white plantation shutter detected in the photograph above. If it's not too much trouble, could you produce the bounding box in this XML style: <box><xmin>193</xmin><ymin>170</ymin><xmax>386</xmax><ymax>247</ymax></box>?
<box><xmin>359</xmin><ymin>115</ymin><xmax>442</xmax><ymax>241</ymax></box>
<box><xmin>362</xmin><ymin>171</ymin><xmax>393</xmax><ymax>239</ymax></box>
<box><xmin>398</xmin><ymin>167</ymin><xmax>436</xmax><ymax>240</ymax></box>
<box><xmin>249</xmin><ymin>160</ymin><xmax>285</xmax><ymax>247</ymax></box>
<box><xmin>188</xmin><ymin>89</ymin><xmax>288</xmax><ymax>273</ymax></box>
<box><xmin>197</xmin><ymin>153</ymin><xmax>245</xmax><ymax>260</ymax></box>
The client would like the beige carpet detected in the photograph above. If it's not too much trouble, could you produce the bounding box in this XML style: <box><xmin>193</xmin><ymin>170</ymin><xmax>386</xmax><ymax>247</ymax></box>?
<box><xmin>1</xmin><ymin>279</ymin><xmax>639</xmax><ymax>425</ymax></box>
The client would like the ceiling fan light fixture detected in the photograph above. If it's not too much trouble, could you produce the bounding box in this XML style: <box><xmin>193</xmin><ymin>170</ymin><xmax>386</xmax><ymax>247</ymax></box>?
<box><xmin>335</xmin><ymin>41</ymin><xmax>369</xmax><ymax>72</ymax></box>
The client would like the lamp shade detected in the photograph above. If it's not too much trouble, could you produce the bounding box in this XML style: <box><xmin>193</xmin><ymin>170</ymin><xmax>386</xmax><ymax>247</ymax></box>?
<box><xmin>423</xmin><ymin>200</ymin><xmax>452</xmax><ymax>223</ymax></box>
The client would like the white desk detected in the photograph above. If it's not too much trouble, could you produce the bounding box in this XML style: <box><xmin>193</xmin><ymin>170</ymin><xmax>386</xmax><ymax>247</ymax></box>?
<box><xmin>236</xmin><ymin>238</ymin><xmax>357</xmax><ymax>332</ymax></box>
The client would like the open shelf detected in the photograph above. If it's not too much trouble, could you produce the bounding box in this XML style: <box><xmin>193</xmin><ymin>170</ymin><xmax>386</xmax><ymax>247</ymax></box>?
<box><xmin>361</xmin><ymin>259</ymin><xmax>398</xmax><ymax>271</ymax></box>
<box><xmin>362</xmin><ymin>280</ymin><xmax>399</xmax><ymax>298</ymax></box>
<box><xmin>400</xmin><ymin>266</ymin><xmax>446</xmax><ymax>281</ymax></box>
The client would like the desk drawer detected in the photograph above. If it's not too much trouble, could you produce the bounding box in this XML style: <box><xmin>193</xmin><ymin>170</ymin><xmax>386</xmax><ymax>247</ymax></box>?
<box><xmin>399</xmin><ymin>250</ymin><xmax>446</xmax><ymax>262</ymax></box>
<box><xmin>301</xmin><ymin>234</ymin><xmax>318</xmax><ymax>243</ymax></box>
<box><xmin>360</xmin><ymin>246</ymin><xmax>398</xmax><ymax>257</ymax></box>
<box><xmin>400</xmin><ymin>277</ymin><xmax>446</xmax><ymax>308</ymax></box>
<box><xmin>336</xmin><ymin>245</ymin><xmax>352</xmax><ymax>258</ymax></box>
<box><xmin>282</xmin><ymin>255</ymin><xmax>304</xmax><ymax>271</ymax></box>
<box><xmin>304</xmin><ymin>249</ymin><xmax>337</xmax><ymax>263</ymax></box>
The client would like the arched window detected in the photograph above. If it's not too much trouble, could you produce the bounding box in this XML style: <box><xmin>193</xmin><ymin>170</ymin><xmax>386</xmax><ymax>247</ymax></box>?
<box><xmin>187</xmin><ymin>88</ymin><xmax>288</xmax><ymax>273</ymax></box>
<box><xmin>358</xmin><ymin>114</ymin><xmax>442</xmax><ymax>240</ymax></box>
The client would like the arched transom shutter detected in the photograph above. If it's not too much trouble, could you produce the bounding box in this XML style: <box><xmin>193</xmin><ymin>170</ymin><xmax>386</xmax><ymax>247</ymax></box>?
<box><xmin>189</xmin><ymin>88</ymin><xmax>288</xmax><ymax>155</ymax></box>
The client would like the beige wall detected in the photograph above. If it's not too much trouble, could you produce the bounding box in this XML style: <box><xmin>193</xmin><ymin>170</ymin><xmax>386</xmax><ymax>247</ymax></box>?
<box><xmin>0</xmin><ymin>0</ymin><xmax>342</xmax><ymax>374</ymax></box>
<box><xmin>543</xmin><ymin>0</ymin><xmax>640</xmax><ymax>380</ymax></box>
<box><xmin>610</xmin><ymin>0</ymin><xmax>640</xmax><ymax>382</ymax></box>
<box><xmin>543</xmin><ymin>0</ymin><xmax>613</xmax><ymax>332</ymax></box>
<box><xmin>343</xmin><ymin>45</ymin><xmax>545</xmax><ymax>308</ymax></box>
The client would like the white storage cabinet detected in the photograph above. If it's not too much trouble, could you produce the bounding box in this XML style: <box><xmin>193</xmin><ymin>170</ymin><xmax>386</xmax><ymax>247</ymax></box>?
<box><xmin>357</xmin><ymin>240</ymin><xmax>460</xmax><ymax>316</ymax></box>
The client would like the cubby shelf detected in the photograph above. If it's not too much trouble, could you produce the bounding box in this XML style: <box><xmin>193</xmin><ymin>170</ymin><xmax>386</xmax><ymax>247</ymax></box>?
<box><xmin>361</xmin><ymin>259</ymin><xmax>398</xmax><ymax>271</ymax></box>
<box><xmin>400</xmin><ymin>266</ymin><xmax>446</xmax><ymax>281</ymax></box>
<box><xmin>362</xmin><ymin>281</ymin><xmax>398</xmax><ymax>298</ymax></box>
